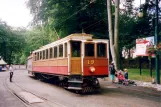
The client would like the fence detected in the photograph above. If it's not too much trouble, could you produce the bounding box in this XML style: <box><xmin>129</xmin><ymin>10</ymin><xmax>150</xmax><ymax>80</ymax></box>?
<box><xmin>13</xmin><ymin>65</ymin><xmax>26</xmax><ymax>70</ymax></box>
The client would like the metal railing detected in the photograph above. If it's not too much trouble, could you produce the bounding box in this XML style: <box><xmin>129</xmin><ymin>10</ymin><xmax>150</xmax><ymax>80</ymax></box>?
<box><xmin>13</xmin><ymin>65</ymin><xmax>26</xmax><ymax>70</ymax></box>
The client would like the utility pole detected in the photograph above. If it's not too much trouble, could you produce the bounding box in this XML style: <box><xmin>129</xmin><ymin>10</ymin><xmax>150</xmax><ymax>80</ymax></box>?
<box><xmin>155</xmin><ymin>0</ymin><xmax>160</xmax><ymax>84</ymax></box>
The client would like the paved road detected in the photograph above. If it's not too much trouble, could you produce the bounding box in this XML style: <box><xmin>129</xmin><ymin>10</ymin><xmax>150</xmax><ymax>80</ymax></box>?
<box><xmin>0</xmin><ymin>72</ymin><xmax>25</xmax><ymax>107</ymax></box>
<box><xmin>7</xmin><ymin>70</ymin><xmax>161</xmax><ymax>107</ymax></box>
<box><xmin>1</xmin><ymin>70</ymin><xmax>161</xmax><ymax>107</ymax></box>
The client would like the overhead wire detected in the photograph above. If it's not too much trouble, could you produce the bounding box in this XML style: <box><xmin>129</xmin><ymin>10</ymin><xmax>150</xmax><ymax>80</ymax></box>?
<box><xmin>48</xmin><ymin>0</ymin><xmax>96</xmax><ymax>38</ymax></box>
<box><xmin>76</xmin><ymin>17</ymin><xmax>107</xmax><ymax>33</ymax></box>
<box><xmin>54</xmin><ymin>0</ymin><xmax>109</xmax><ymax>33</ymax></box>
<box><xmin>48</xmin><ymin>0</ymin><xmax>108</xmax><ymax>35</ymax></box>
<box><xmin>57</xmin><ymin>0</ymin><xmax>96</xmax><ymax>28</ymax></box>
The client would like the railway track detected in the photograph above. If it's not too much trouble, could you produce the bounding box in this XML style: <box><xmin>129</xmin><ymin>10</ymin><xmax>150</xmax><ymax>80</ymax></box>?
<box><xmin>3</xmin><ymin>77</ymin><xmax>66</xmax><ymax>107</ymax></box>
<box><xmin>3</xmin><ymin>77</ymin><xmax>30</xmax><ymax>107</ymax></box>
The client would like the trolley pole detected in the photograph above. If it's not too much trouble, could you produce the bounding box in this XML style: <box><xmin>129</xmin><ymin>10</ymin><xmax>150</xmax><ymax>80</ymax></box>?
<box><xmin>155</xmin><ymin>0</ymin><xmax>160</xmax><ymax>84</ymax></box>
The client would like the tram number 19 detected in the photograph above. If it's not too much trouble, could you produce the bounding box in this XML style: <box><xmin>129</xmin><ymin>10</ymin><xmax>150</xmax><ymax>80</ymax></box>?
<box><xmin>88</xmin><ymin>60</ymin><xmax>95</xmax><ymax>65</ymax></box>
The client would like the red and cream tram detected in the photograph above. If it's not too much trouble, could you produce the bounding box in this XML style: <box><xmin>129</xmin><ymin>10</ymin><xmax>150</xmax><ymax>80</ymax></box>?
<box><xmin>27</xmin><ymin>33</ymin><xmax>109</xmax><ymax>93</ymax></box>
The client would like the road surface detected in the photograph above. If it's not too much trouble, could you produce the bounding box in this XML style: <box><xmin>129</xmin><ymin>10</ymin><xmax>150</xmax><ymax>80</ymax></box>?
<box><xmin>1</xmin><ymin>70</ymin><xmax>161</xmax><ymax>107</ymax></box>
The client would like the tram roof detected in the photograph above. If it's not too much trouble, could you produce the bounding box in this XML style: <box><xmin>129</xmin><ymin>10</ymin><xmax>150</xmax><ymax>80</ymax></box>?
<box><xmin>33</xmin><ymin>33</ymin><xmax>108</xmax><ymax>53</ymax></box>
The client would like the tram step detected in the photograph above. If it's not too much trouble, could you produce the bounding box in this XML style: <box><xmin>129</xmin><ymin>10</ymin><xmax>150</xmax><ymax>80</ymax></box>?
<box><xmin>68</xmin><ymin>80</ymin><xmax>83</xmax><ymax>83</ymax></box>
<box><xmin>68</xmin><ymin>87</ymin><xmax>82</xmax><ymax>90</ymax></box>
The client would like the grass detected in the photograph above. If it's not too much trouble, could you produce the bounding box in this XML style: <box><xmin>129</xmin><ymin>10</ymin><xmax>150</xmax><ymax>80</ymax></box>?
<box><xmin>128</xmin><ymin>68</ymin><xmax>161</xmax><ymax>82</ymax></box>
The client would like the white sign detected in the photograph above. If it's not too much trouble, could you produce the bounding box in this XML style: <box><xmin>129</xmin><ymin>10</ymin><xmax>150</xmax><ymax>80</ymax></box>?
<box><xmin>135</xmin><ymin>36</ymin><xmax>154</xmax><ymax>56</ymax></box>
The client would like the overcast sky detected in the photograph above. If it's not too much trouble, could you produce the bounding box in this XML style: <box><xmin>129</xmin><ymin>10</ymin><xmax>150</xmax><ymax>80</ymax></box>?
<box><xmin>0</xmin><ymin>0</ymin><xmax>145</xmax><ymax>28</ymax></box>
<box><xmin>134</xmin><ymin>0</ymin><xmax>145</xmax><ymax>7</ymax></box>
<box><xmin>0</xmin><ymin>0</ymin><xmax>32</xmax><ymax>28</ymax></box>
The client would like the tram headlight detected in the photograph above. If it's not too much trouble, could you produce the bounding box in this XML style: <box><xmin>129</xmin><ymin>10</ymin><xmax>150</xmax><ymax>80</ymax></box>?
<box><xmin>89</xmin><ymin>66</ymin><xmax>95</xmax><ymax>73</ymax></box>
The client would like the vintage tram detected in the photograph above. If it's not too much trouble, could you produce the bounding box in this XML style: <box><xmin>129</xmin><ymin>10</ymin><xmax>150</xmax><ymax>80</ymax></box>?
<box><xmin>27</xmin><ymin>33</ymin><xmax>109</xmax><ymax>93</ymax></box>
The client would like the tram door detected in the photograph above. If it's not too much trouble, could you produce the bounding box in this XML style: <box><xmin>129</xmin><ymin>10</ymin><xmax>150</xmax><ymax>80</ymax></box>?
<box><xmin>70</xmin><ymin>41</ymin><xmax>82</xmax><ymax>75</ymax></box>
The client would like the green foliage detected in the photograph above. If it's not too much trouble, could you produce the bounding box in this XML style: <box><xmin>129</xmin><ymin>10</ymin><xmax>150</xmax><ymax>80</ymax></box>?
<box><xmin>1</xmin><ymin>0</ymin><xmax>160</xmax><ymax>65</ymax></box>
<box><xmin>27</xmin><ymin>0</ymin><xmax>108</xmax><ymax>38</ymax></box>
<box><xmin>0</xmin><ymin>20</ymin><xmax>26</xmax><ymax>64</ymax></box>
<box><xmin>26</xmin><ymin>0</ymin><xmax>141</xmax><ymax>51</ymax></box>
<box><xmin>119</xmin><ymin>14</ymin><xmax>136</xmax><ymax>49</ymax></box>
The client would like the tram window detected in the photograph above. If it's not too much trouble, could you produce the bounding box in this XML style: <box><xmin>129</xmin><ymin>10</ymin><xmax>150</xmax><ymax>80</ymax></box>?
<box><xmin>46</xmin><ymin>49</ymin><xmax>48</xmax><ymax>59</ymax></box>
<box><xmin>54</xmin><ymin>47</ymin><xmax>57</xmax><ymax>58</ymax></box>
<box><xmin>85</xmin><ymin>43</ymin><xmax>94</xmax><ymax>57</ymax></box>
<box><xmin>65</xmin><ymin>43</ymin><xmax>67</xmax><ymax>57</ymax></box>
<box><xmin>59</xmin><ymin>45</ymin><xmax>63</xmax><ymax>57</ymax></box>
<box><xmin>37</xmin><ymin>52</ymin><xmax>39</xmax><ymax>60</ymax></box>
<box><xmin>40</xmin><ymin>51</ymin><xmax>42</xmax><ymax>60</ymax></box>
<box><xmin>49</xmin><ymin>48</ymin><xmax>53</xmax><ymax>58</ymax></box>
<box><xmin>43</xmin><ymin>50</ymin><xmax>45</xmax><ymax>59</ymax></box>
<box><xmin>97</xmin><ymin>43</ymin><xmax>106</xmax><ymax>57</ymax></box>
<box><xmin>34</xmin><ymin>53</ymin><xmax>37</xmax><ymax>61</ymax></box>
<box><xmin>71</xmin><ymin>41</ymin><xmax>80</xmax><ymax>57</ymax></box>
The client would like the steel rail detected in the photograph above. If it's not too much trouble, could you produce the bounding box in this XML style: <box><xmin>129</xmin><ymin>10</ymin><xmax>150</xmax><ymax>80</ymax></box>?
<box><xmin>12</xmin><ymin>77</ymin><xmax>67</xmax><ymax>107</ymax></box>
<box><xmin>3</xmin><ymin>77</ymin><xmax>33</xmax><ymax>107</ymax></box>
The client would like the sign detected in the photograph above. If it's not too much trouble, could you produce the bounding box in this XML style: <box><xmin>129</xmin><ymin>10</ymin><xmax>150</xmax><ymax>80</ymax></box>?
<box><xmin>135</xmin><ymin>36</ymin><xmax>154</xmax><ymax>56</ymax></box>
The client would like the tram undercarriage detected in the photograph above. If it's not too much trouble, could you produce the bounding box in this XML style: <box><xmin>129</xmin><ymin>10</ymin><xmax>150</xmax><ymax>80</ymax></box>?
<box><xmin>30</xmin><ymin>72</ymin><xmax>100</xmax><ymax>94</ymax></box>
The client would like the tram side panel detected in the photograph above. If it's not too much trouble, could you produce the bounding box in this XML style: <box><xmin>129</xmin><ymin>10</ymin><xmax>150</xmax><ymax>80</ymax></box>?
<box><xmin>83</xmin><ymin>58</ymin><xmax>109</xmax><ymax>77</ymax></box>
<box><xmin>32</xmin><ymin>58</ymin><xmax>68</xmax><ymax>75</ymax></box>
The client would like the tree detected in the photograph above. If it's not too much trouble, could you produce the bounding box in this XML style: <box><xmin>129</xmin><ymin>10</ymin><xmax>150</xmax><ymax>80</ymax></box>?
<box><xmin>0</xmin><ymin>20</ymin><xmax>26</xmax><ymax>64</ymax></box>
<box><xmin>27</xmin><ymin>0</ymin><xmax>108</xmax><ymax>38</ymax></box>
<box><xmin>107</xmin><ymin>0</ymin><xmax>120</xmax><ymax>70</ymax></box>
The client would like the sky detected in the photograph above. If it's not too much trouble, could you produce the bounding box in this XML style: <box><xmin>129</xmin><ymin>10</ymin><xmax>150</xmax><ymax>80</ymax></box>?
<box><xmin>0</xmin><ymin>0</ymin><xmax>32</xmax><ymax>28</ymax></box>
<box><xmin>120</xmin><ymin>0</ymin><xmax>145</xmax><ymax>9</ymax></box>
<box><xmin>133</xmin><ymin>0</ymin><xmax>145</xmax><ymax>7</ymax></box>
<box><xmin>0</xmin><ymin>0</ymin><xmax>145</xmax><ymax>28</ymax></box>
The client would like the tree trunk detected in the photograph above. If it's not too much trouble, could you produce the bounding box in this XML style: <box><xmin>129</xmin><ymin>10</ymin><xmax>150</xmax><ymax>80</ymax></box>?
<box><xmin>107</xmin><ymin>0</ymin><xmax>120</xmax><ymax>70</ymax></box>
<box><xmin>114</xmin><ymin>0</ymin><xmax>120</xmax><ymax>70</ymax></box>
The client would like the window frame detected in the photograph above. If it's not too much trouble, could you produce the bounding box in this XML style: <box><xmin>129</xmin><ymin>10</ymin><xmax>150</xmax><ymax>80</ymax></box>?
<box><xmin>49</xmin><ymin>47</ymin><xmax>53</xmax><ymax>59</ymax></box>
<box><xmin>34</xmin><ymin>53</ymin><xmax>37</xmax><ymax>61</ymax></box>
<box><xmin>64</xmin><ymin>43</ymin><xmax>67</xmax><ymax>57</ymax></box>
<box><xmin>97</xmin><ymin>43</ymin><xmax>107</xmax><ymax>58</ymax></box>
<box><xmin>84</xmin><ymin>42</ymin><xmax>95</xmax><ymax>58</ymax></box>
<box><xmin>59</xmin><ymin>44</ymin><xmax>63</xmax><ymax>57</ymax></box>
<box><xmin>54</xmin><ymin>46</ymin><xmax>58</xmax><ymax>58</ymax></box>
<box><xmin>46</xmin><ymin>49</ymin><xmax>49</xmax><ymax>59</ymax></box>
<box><xmin>43</xmin><ymin>50</ymin><xmax>45</xmax><ymax>59</ymax></box>
<box><xmin>71</xmin><ymin>41</ymin><xmax>81</xmax><ymax>57</ymax></box>
<box><xmin>37</xmin><ymin>52</ymin><xmax>39</xmax><ymax>60</ymax></box>
<box><xmin>40</xmin><ymin>51</ymin><xmax>42</xmax><ymax>60</ymax></box>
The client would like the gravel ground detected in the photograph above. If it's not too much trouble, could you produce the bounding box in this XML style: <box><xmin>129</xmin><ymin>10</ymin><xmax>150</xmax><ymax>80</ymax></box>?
<box><xmin>134</xmin><ymin>80</ymin><xmax>161</xmax><ymax>91</ymax></box>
